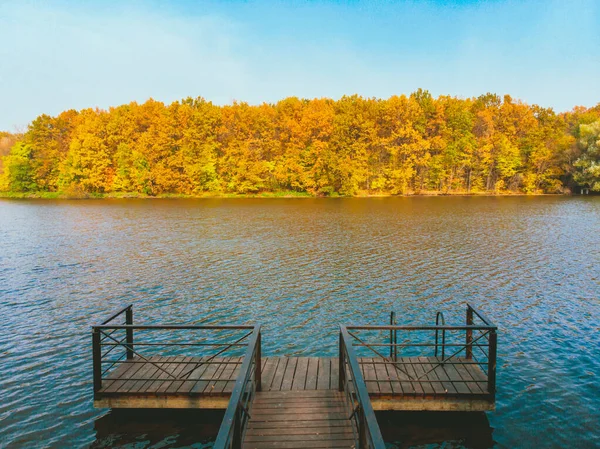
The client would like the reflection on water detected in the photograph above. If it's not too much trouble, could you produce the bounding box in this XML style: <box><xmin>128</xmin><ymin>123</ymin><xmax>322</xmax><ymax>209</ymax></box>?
<box><xmin>1</xmin><ymin>197</ymin><xmax>599</xmax><ymax>448</ymax></box>
<box><xmin>91</xmin><ymin>410</ymin><xmax>220</xmax><ymax>448</ymax></box>
<box><xmin>378</xmin><ymin>412</ymin><xmax>494</xmax><ymax>449</ymax></box>
<box><xmin>89</xmin><ymin>410</ymin><xmax>494</xmax><ymax>449</ymax></box>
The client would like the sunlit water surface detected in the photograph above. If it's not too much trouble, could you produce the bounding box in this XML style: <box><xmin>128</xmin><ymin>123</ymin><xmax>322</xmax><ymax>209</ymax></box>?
<box><xmin>0</xmin><ymin>197</ymin><xmax>598</xmax><ymax>448</ymax></box>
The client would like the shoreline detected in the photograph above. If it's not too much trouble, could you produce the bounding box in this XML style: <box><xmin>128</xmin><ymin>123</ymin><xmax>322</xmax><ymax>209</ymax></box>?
<box><xmin>0</xmin><ymin>191</ymin><xmax>572</xmax><ymax>200</ymax></box>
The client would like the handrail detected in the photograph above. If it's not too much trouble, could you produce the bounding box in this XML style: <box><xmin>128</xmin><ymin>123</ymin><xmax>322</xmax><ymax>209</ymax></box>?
<box><xmin>339</xmin><ymin>325</ymin><xmax>385</xmax><ymax>449</ymax></box>
<box><xmin>93</xmin><ymin>325</ymin><xmax>256</xmax><ymax>330</ymax></box>
<box><xmin>434</xmin><ymin>311</ymin><xmax>446</xmax><ymax>359</ymax></box>
<box><xmin>467</xmin><ymin>303</ymin><xmax>496</xmax><ymax>327</ymax></box>
<box><xmin>92</xmin><ymin>305</ymin><xmax>260</xmax><ymax>398</ymax></box>
<box><xmin>346</xmin><ymin>324</ymin><xmax>497</xmax><ymax>331</ymax></box>
<box><xmin>350</xmin><ymin>304</ymin><xmax>497</xmax><ymax>401</ymax></box>
<box><xmin>214</xmin><ymin>325</ymin><xmax>262</xmax><ymax>449</ymax></box>
<box><xmin>96</xmin><ymin>304</ymin><xmax>132</xmax><ymax>326</ymax></box>
<box><xmin>389</xmin><ymin>311</ymin><xmax>397</xmax><ymax>361</ymax></box>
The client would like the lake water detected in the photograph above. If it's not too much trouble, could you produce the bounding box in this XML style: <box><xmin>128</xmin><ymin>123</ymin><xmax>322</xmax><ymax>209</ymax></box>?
<box><xmin>0</xmin><ymin>197</ymin><xmax>599</xmax><ymax>448</ymax></box>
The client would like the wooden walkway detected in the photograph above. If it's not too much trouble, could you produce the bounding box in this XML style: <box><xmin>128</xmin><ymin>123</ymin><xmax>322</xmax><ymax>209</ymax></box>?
<box><xmin>95</xmin><ymin>356</ymin><xmax>492</xmax><ymax>411</ymax></box>
<box><xmin>244</xmin><ymin>390</ymin><xmax>355</xmax><ymax>449</ymax></box>
<box><xmin>92</xmin><ymin>304</ymin><xmax>498</xmax><ymax>449</ymax></box>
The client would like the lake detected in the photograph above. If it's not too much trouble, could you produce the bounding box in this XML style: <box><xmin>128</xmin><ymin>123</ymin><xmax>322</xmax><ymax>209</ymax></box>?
<box><xmin>0</xmin><ymin>197</ymin><xmax>598</xmax><ymax>448</ymax></box>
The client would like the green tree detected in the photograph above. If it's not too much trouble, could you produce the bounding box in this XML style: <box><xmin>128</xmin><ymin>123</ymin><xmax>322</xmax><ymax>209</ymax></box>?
<box><xmin>573</xmin><ymin>121</ymin><xmax>600</xmax><ymax>191</ymax></box>
<box><xmin>0</xmin><ymin>142</ymin><xmax>37</xmax><ymax>191</ymax></box>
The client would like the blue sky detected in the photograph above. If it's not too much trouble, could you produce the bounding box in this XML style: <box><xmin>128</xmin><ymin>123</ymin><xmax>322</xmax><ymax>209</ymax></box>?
<box><xmin>1</xmin><ymin>0</ymin><xmax>599</xmax><ymax>130</ymax></box>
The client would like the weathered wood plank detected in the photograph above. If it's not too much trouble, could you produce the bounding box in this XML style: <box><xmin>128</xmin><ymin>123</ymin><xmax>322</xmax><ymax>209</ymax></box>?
<box><xmin>247</xmin><ymin>421</ymin><xmax>352</xmax><ymax>430</ymax></box>
<box><xmin>362</xmin><ymin>358</ymin><xmax>380</xmax><ymax>393</ymax></box>
<box><xmin>373</xmin><ymin>358</ymin><xmax>393</xmax><ymax>394</ymax></box>
<box><xmin>442</xmin><ymin>361</ymin><xmax>471</xmax><ymax>395</ymax></box>
<box><xmin>411</xmin><ymin>357</ymin><xmax>435</xmax><ymax>396</ymax></box>
<box><xmin>291</xmin><ymin>357</ymin><xmax>309</xmax><ymax>391</ymax></box>
<box><xmin>383</xmin><ymin>357</ymin><xmax>403</xmax><ymax>395</ymax></box>
<box><xmin>157</xmin><ymin>356</ymin><xmax>192</xmax><ymax>394</ymax></box>
<box><xmin>167</xmin><ymin>357</ymin><xmax>201</xmax><ymax>393</ymax></box>
<box><xmin>251</xmin><ymin>406</ymin><xmax>348</xmax><ymax>415</ymax></box>
<box><xmin>242</xmin><ymin>440</ymin><xmax>355</xmax><ymax>449</ymax></box>
<box><xmin>100</xmin><ymin>358</ymin><xmax>145</xmax><ymax>393</ymax></box>
<box><xmin>176</xmin><ymin>357</ymin><xmax>213</xmax><ymax>394</ymax></box>
<box><xmin>252</xmin><ymin>398</ymin><xmax>345</xmax><ymax>408</ymax></box>
<box><xmin>124</xmin><ymin>356</ymin><xmax>165</xmax><ymax>393</ymax></box>
<box><xmin>260</xmin><ymin>357</ymin><xmax>278</xmax><ymax>391</ymax></box>
<box><xmin>194</xmin><ymin>359</ymin><xmax>225</xmax><ymax>394</ymax></box>
<box><xmin>430</xmin><ymin>357</ymin><xmax>458</xmax><ymax>395</ymax></box>
<box><xmin>453</xmin><ymin>359</ymin><xmax>485</xmax><ymax>394</ymax></box>
<box><xmin>330</xmin><ymin>357</ymin><xmax>339</xmax><ymax>390</ymax></box>
<box><xmin>280</xmin><ymin>357</ymin><xmax>298</xmax><ymax>391</ymax></box>
<box><xmin>305</xmin><ymin>357</ymin><xmax>319</xmax><ymax>390</ymax></box>
<box><xmin>419</xmin><ymin>357</ymin><xmax>446</xmax><ymax>396</ymax></box>
<box><xmin>317</xmin><ymin>358</ymin><xmax>331</xmax><ymax>390</ymax></box>
<box><xmin>402</xmin><ymin>357</ymin><xmax>424</xmax><ymax>395</ymax></box>
<box><xmin>145</xmin><ymin>356</ymin><xmax>178</xmax><ymax>393</ymax></box>
<box><xmin>246</xmin><ymin>427</ymin><xmax>354</xmax><ymax>437</ymax></box>
<box><xmin>244</xmin><ymin>433</ymin><xmax>354</xmax><ymax>442</ymax></box>
<box><xmin>269</xmin><ymin>357</ymin><xmax>288</xmax><ymax>391</ymax></box>
<box><xmin>465</xmin><ymin>361</ymin><xmax>489</xmax><ymax>393</ymax></box>
<box><xmin>255</xmin><ymin>390</ymin><xmax>341</xmax><ymax>398</ymax></box>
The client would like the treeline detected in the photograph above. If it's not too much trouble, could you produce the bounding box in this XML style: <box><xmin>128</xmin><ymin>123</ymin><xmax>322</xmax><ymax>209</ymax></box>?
<box><xmin>1</xmin><ymin>91</ymin><xmax>600</xmax><ymax>196</ymax></box>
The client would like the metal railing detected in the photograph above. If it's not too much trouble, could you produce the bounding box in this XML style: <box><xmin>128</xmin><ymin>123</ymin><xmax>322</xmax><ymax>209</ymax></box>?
<box><xmin>91</xmin><ymin>305</ymin><xmax>259</xmax><ymax>397</ymax></box>
<box><xmin>339</xmin><ymin>325</ymin><xmax>386</xmax><ymax>449</ymax></box>
<box><xmin>213</xmin><ymin>325</ymin><xmax>262</xmax><ymax>449</ymax></box>
<box><xmin>346</xmin><ymin>303</ymin><xmax>497</xmax><ymax>398</ymax></box>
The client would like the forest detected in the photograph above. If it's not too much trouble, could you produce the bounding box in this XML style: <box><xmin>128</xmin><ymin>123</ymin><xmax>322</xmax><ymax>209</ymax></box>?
<box><xmin>1</xmin><ymin>91</ymin><xmax>599</xmax><ymax>197</ymax></box>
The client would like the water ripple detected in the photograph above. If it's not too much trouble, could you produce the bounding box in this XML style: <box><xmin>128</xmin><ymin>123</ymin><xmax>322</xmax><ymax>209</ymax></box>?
<box><xmin>0</xmin><ymin>197</ymin><xmax>599</xmax><ymax>448</ymax></box>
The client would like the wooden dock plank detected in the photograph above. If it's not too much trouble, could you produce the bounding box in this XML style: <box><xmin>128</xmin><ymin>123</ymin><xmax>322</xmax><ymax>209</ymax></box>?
<box><xmin>402</xmin><ymin>357</ymin><xmax>424</xmax><ymax>396</ymax></box>
<box><xmin>280</xmin><ymin>357</ymin><xmax>298</xmax><ymax>391</ymax></box>
<box><xmin>412</xmin><ymin>357</ymin><xmax>436</xmax><ymax>396</ymax></box>
<box><xmin>330</xmin><ymin>357</ymin><xmax>339</xmax><ymax>390</ymax></box>
<box><xmin>130</xmin><ymin>356</ymin><xmax>175</xmax><ymax>394</ymax></box>
<box><xmin>100</xmin><ymin>358</ymin><xmax>145</xmax><ymax>393</ymax></box>
<box><xmin>247</xmin><ymin>420</ymin><xmax>352</xmax><ymax>429</ymax></box>
<box><xmin>291</xmin><ymin>357</ymin><xmax>309</xmax><ymax>391</ymax></box>
<box><xmin>193</xmin><ymin>358</ymin><xmax>224</xmax><ymax>394</ymax></box>
<box><xmin>144</xmin><ymin>356</ymin><xmax>179</xmax><ymax>393</ymax></box>
<box><xmin>269</xmin><ymin>357</ymin><xmax>288</xmax><ymax>391</ymax></box>
<box><xmin>96</xmin><ymin>355</ymin><xmax>494</xmax><ymax>412</ymax></box>
<box><xmin>243</xmin><ymin>441</ymin><xmax>355</xmax><ymax>449</ymax></box>
<box><xmin>317</xmin><ymin>358</ymin><xmax>331</xmax><ymax>390</ymax></box>
<box><xmin>260</xmin><ymin>357</ymin><xmax>278</xmax><ymax>391</ymax></box>
<box><xmin>246</xmin><ymin>428</ymin><xmax>354</xmax><ymax>437</ymax></box>
<box><xmin>157</xmin><ymin>356</ymin><xmax>192</xmax><ymax>394</ymax></box>
<box><xmin>453</xmin><ymin>359</ymin><xmax>485</xmax><ymax>394</ymax></box>
<box><xmin>373</xmin><ymin>359</ymin><xmax>393</xmax><ymax>394</ymax></box>
<box><xmin>176</xmin><ymin>357</ymin><xmax>213</xmax><ymax>394</ymax></box>
<box><xmin>244</xmin><ymin>390</ymin><xmax>354</xmax><ymax>449</ymax></box>
<box><xmin>465</xmin><ymin>361</ymin><xmax>489</xmax><ymax>393</ymax></box>
<box><xmin>431</xmin><ymin>358</ymin><xmax>458</xmax><ymax>395</ymax></box>
<box><xmin>305</xmin><ymin>357</ymin><xmax>319</xmax><ymax>390</ymax></box>
<box><xmin>442</xmin><ymin>361</ymin><xmax>472</xmax><ymax>395</ymax></box>
<box><xmin>165</xmin><ymin>357</ymin><xmax>199</xmax><ymax>393</ymax></box>
<box><xmin>418</xmin><ymin>356</ymin><xmax>446</xmax><ymax>396</ymax></box>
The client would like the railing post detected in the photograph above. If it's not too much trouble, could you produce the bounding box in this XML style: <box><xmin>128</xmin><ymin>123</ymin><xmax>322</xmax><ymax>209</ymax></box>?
<box><xmin>359</xmin><ymin>408</ymin><xmax>367</xmax><ymax>449</ymax></box>
<box><xmin>488</xmin><ymin>329</ymin><xmax>497</xmax><ymax>396</ymax></box>
<box><xmin>389</xmin><ymin>311</ymin><xmax>393</xmax><ymax>360</ymax></box>
<box><xmin>466</xmin><ymin>306</ymin><xmax>473</xmax><ymax>360</ymax></box>
<box><xmin>125</xmin><ymin>306</ymin><xmax>134</xmax><ymax>360</ymax></box>
<box><xmin>255</xmin><ymin>330</ymin><xmax>262</xmax><ymax>392</ymax></box>
<box><xmin>394</xmin><ymin>326</ymin><xmax>397</xmax><ymax>362</ymax></box>
<box><xmin>339</xmin><ymin>331</ymin><xmax>345</xmax><ymax>392</ymax></box>
<box><xmin>232</xmin><ymin>405</ymin><xmax>242</xmax><ymax>449</ymax></box>
<box><xmin>92</xmin><ymin>327</ymin><xmax>102</xmax><ymax>395</ymax></box>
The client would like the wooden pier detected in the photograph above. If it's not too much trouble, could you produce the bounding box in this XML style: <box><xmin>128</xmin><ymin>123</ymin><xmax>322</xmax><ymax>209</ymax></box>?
<box><xmin>92</xmin><ymin>304</ymin><xmax>497</xmax><ymax>448</ymax></box>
